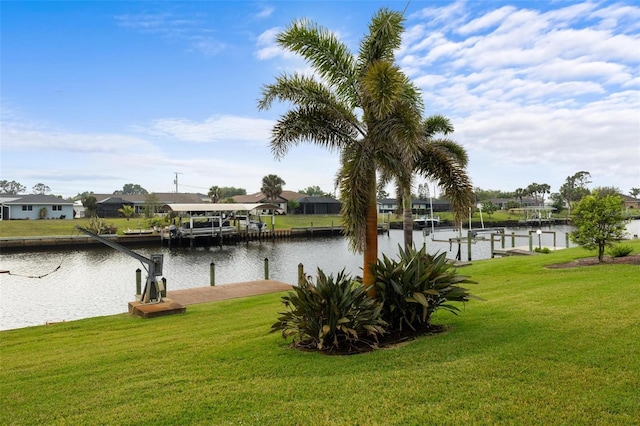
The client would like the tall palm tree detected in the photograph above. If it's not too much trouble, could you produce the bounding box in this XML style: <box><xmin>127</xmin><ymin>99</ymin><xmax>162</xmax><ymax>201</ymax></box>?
<box><xmin>261</xmin><ymin>174</ymin><xmax>286</xmax><ymax>202</ymax></box>
<box><xmin>258</xmin><ymin>8</ymin><xmax>424</xmax><ymax>292</ymax></box>
<box><xmin>390</xmin><ymin>114</ymin><xmax>472</xmax><ymax>249</ymax></box>
<box><xmin>208</xmin><ymin>186</ymin><xmax>221</xmax><ymax>203</ymax></box>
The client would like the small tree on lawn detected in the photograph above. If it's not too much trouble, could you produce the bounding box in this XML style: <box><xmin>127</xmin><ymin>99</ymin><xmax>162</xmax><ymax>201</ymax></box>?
<box><xmin>118</xmin><ymin>205</ymin><xmax>135</xmax><ymax>221</ymax></box>
<box><xmin>570</xmin><ymin>192</ymin><xmax>628</xmax><ymax>262</ymax></box>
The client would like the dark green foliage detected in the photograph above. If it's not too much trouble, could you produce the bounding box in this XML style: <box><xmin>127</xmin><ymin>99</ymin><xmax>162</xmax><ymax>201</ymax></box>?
<box><xmin>571</xmin><ymin>193</ymin><xmax>627</xmax><ymax>262</ymax></box>
<box><xmin>272</xmin><ymin>269</ymin><xmax>386</xmax><ymax>352</ymax></box>
<box><xmin>534</xmin><ymin>247</ymin><xmax>551</xmax><ymax>254</ymax></box>
<box><xmin>609</xmin><ymin>244</ymin><xmax>633</xmax><ymax>258</ymax></box>
<box><xmin>373</xmin><ymin>245</ymin><xmax>478</xmax><ymax>331</ymax></box>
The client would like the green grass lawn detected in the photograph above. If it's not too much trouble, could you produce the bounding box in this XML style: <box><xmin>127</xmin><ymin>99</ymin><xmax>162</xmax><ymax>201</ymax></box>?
<box><xmin>0</xmin><ymin>212</ymin><xmax>534</xmax><ymax>238</ymax></box>
<box><xmin>2</xmin><ymin>241</ymin><xmax>639</xmax><ymax>425</ymax></box>
<box><xmin>0</xmin><ymin>216</ymin><xmax>347</xmax><ymax>238</ymax></box>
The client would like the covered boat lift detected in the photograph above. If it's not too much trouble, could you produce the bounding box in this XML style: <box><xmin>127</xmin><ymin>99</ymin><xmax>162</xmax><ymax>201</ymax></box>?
<box><xmin>159</xmin><ymin>203</ymin><xmax>282</xmax><ymax>246</ymax></box>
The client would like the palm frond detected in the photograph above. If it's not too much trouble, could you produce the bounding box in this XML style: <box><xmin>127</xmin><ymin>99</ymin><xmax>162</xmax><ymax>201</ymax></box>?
<box><xmin>427</xmin><ymin>138</ymin><xmax>469</xmax><ymax>167</ymax></box>
<box><xmin>358</xmin><ymin>9</ymin><xmax>404</xmax><ymax>66</ymax></box>
<box><xmin>270</xmin><ymin>106</ymin><xmax>358</xmax><ymax>159</ymax></box>
<box><xmin>414</xmin><ymin>146</ymin><xmax>474</xmax><ymax>224</ymax></box>
<box><xmin>338</xmin><ymin>142</ymin><xmax>375</xmax><ymax>253</ymax></box>
<box><xmin>277</xmin><ymin>19</ymin><xmax>358</xmax><ymax>108</ymax></box>
<box><xmin>423</xmin><ymin>114</ymin><xmax>454</xmax><ymax>137</ymax></box>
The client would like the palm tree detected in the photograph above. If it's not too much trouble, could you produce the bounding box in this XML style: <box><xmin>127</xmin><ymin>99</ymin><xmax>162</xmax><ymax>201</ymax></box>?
<box><xmin>208</xmin><ymin>186</ymin><xmax>221</xmax><ymax>203</ymax></box>
<box><xmin>514</xmin><ymin>188</ymin><xmax>526</xmax><ymax>207</ymax></box>
<box><xmin>118</xmin><ymin>205</ymin><xmax>135</xmax><ymax>221</ymax></box>
<box><xmin>258</xmin><ymin>8</ymin><xmax>424</xmax><ymax>292</ymax></box>
<box><xmin>391</xmin><ymin>114</ymin><xmax>473</xmax><ymax>249</ymax></box>
<box><xmin>261</xmin><ymin>174</ymin><xmax>286</xmax><ymax>203</ymax></box>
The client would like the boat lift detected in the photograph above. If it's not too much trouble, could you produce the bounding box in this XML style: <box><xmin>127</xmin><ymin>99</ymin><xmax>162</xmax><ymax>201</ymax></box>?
<box><xmin>75</xmin><ymin>226</ymin><xmax>164</xmax><ymax>304</ymax></box>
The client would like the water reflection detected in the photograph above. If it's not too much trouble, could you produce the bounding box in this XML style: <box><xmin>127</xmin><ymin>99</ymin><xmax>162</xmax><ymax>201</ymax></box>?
<box><xmin>2</xmin><ymin>221</ymin><xmax>637</xmax><ymax>331</ymax></box>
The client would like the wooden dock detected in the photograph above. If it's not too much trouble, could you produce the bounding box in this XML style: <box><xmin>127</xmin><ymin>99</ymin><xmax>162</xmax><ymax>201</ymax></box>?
<box><xmin>166</xmin><ymin>280</ymin><xmax>293</xmax><ymax>306</ymax></box>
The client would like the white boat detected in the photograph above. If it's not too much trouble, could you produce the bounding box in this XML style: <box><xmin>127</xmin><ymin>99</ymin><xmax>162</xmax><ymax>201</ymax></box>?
<box><xmin>413</xmin><ymin>215</ymin><xmax>440</xmax><ymax>228</ymax></box>
<box><xmin>234</xmin><ymin>215</ymin><xmax>268</xmax><ymax>232</ymax></box>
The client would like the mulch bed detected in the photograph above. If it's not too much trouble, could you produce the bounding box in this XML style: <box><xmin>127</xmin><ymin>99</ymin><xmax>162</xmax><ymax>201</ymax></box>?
<box><xmin>545</xmin><ymin>254</ymin><xmax>640</xmax><ymax>269</ymax></box>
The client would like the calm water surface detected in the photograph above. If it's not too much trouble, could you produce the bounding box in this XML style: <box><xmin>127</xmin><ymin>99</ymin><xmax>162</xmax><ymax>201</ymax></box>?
<box><xmin>2</xmin><ymin>221</ymin><xmax>637</xmax><ymax>331</ymax></box>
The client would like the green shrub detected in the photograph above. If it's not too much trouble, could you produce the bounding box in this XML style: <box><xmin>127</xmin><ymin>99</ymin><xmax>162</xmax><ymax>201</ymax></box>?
<box><xmin>534</xmin><ymin>247</ymin><xmax>551</xmax><ymax>254</ymax></box>
<box><xmin>271</xmin><ymin>269</ymin><xmax>386</xmax><ymax>353</ymax></box>
<box><xmin>373</xmin><ymin>245</ymin><xmax>479</xmax><ymax>332</ymax></box>
<box><xmin>609</xmin><ymin>244</ymin><xmax>634</xmax><ymax>258</ymax></box>
<box><xmin>147</xmin><ymin>216</ymin><xmax>170</xmax><ymax>228</ymax></box>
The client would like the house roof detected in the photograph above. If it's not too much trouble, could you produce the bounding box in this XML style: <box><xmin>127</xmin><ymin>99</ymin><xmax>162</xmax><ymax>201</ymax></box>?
<box><xmin>619</xmin><ymin>194</ymin><xmax>640</xmax><ymax>202</ymax></box>
<box><xmin>161</xmin><ymin>203</ymin><xmax>281</xmax><ymax>214</ymax></box>
<box><xmin>232</xmin><ymin>191</ymin><xmax>305</xmax><ymax>203</ymax></box>
<box><xmin>92</xmin><ymin>193</ymin><xmax>206</xmax><ymax>204</ymax></box>
<box><xmin>296</xmin><ymin>196</ymin><xmax>340</xmax><ymax>204</ymax></box>
<box><xmin>97</xmin><ymin>197</ymin><xmax>133</xmax><ymax>205</ymax></box>
<box><xmin>0</xmin><ymin>194</ymin><xmax>73</xmax><ymax>205</ymax></box>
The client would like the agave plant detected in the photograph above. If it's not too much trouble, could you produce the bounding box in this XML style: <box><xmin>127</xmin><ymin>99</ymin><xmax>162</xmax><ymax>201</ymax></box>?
<box><xmin>373</xmin><ymin>245</ymin><xmax>479</xmax><ymax>332</ymax></box>
<box><xmin>271</xmin><ymin>269</ymin><xmax>386</xmax><ymax>352</ymax></box>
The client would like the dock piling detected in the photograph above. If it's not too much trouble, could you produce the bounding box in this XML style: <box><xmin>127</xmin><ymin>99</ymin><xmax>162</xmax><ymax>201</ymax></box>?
<box><xmin>210</xmin><ymin>262</ymin><xmax>215</xmax><ymax>286</ymax></box>
<box><xmin>135</xmin><ymin>268</ymin><xmax>142</xmax><ymax>296</ymax></box>
<box><xmin>298</xmin><ymin>263</ymin><xmax>305</xmax><ymax>286</ymax></box>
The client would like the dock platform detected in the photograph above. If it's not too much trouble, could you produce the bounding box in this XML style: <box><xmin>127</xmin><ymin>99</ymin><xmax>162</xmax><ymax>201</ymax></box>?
<box><xmin>166</xmin><ymin>280</ymin><xmax>293</xmax><ymax>306</ymax></box>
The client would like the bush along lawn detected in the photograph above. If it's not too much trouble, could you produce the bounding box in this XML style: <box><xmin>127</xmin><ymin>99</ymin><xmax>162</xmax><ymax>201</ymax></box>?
<box><xmin>271</xmin><ymin>245</ymin><xmax>480</xmax><ymax>354</ymax></box>
<box><xmin>1</xmin><ymin>240</ymin><xmax>639</xmax><ymax>425</ymax></box>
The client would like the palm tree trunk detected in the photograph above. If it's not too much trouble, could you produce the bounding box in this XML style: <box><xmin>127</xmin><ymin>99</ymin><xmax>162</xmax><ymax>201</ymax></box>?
<box><xmin>363</xmin><ymin>172</ymin><xmax>379</xmax><ymax>297</ymax></box>
<box><xmin>403</xmin><ymin>186</ymin><xmax>413</xmax><ymax>250</ymax></box>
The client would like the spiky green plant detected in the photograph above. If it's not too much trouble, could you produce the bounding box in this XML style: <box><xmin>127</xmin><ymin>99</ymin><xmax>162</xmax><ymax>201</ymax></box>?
<box><xmin>271</xmin><ymin>269</ymin><xmax>386</xmax><ymax>353</ymax></box>
<box><xmin>373</xmin><ymin>245</ymin><xmax>479</xmax><ymax>331</ymax></box>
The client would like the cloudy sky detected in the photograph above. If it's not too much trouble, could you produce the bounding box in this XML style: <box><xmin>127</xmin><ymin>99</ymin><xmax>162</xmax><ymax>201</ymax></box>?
<box><xmin>2</xmin><ymin>0</ymin><xmax>639</xmax><ymax>198</ymax></box>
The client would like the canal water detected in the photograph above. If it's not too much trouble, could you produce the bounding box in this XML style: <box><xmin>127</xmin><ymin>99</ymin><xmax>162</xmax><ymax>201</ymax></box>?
<box><xmin>2</xmin><ymin>221</ymin><xmax>638</xmax><ymax>331</ymax></box>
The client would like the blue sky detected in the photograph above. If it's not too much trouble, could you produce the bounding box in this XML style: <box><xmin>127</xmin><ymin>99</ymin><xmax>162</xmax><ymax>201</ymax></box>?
<box><xmin>2</xmin><ymin>0</ymin><xmax>639</xmax><ymax>198</ymax></box>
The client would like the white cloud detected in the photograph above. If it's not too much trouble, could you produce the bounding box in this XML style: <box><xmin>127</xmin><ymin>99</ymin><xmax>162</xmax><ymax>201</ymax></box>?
<box><xmin>255</xmin><ymin>27</ymin><xmax>285</xmax><ymax>60</ymax></box>
<box><xmin>114</xmin><ymin>11</ymin><xmax>226</xmax><ymax>57</ymax></box>
<box><xmin>458</xmin><ymin>6</ymin><xmax>516</xmax><ymax>35</ymax></box>
<box><xmin>255</xmin><ymin>5</ymin><xmax>274</xmax><ymax>20</ymax></box>
<box><xmin>402</xmin><ymin>1</ymin><xmax>640</xmax><ymax>192</ymax></box>
<box><xmin>145</xmin><ymin>115</ymin><xmax>274</xmax><ymax>143</ymax></box>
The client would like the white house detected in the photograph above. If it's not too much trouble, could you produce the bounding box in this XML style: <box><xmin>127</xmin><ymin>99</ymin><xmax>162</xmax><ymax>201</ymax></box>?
<box><xmin>0</xmin><ymin>194</ymin><xmax>74</xmax><ymax>220</ymax></box>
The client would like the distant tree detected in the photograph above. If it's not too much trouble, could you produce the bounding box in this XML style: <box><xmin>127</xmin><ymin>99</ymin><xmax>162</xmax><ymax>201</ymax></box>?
<box><xmin>571</xmin><ymin>192</ymin><xmax>627</xmax><ymax>262</ymax></box>
<box><xmin>143</xmin><ymin>193</ymin><xmax>159</xmax><ymax>218</ymax></box>
<box><xmin>0</xmin><ymin>180</ymin><xmax>26</xmax><ymax>194</ymax></box>
<box><xmin>474</xmin><ymin>188</ymin><xmax>513</xmax><ymax>202</ymax></box>
<box><xmin>591</xmin><ymin>186</ymin><xmax>621</xmax><ymax>198</ymax></box>
<box><xmin>513</xmin><ymin>188</ymin><xmax>526</xmax><ymax>207</ymax></box>
<box><xmin>416</xmin><ymin>183</ymin><xmax>430</xmax><ymax>200</ymax></box>
<box><xmin>219</xmin><ymin>187</ymin><xmax>246</xmax><ymax>199</ymax></box>
<box><xmin>559</xmin><ymin>171</ymin><xmax>591</xmax><ymax>212</ymax></box>
<box><xmin>0</xmin><ymin>180</ymin><xmax>27</xmax><ymax>195</ymax></box>
<box><xmin>32</xmin><ymin>183</ymin><xmax>51</xmax><ymax>195</ymax></box>
<box><xmin>504</xmin><ymin>200</ymin><xmax>519</xmax><ymax>210</ymax></box>
<box><xmin>299</xmin><ymin>186</ymin><xmax>326</xmax><ymax>196</ymax></box>
<box><xmin>261</xmin><ymin>174</ymin><xmax>286</xmax><ymax>202</ymax></box>
<box><xmin>114</xmin><ymin>183</ymin><xmax>148</xmax><ymax>195</ymax></box>
<box><xmin>221</xmin><ymin>197</ymin><xmax>235</xmax><ymax>203</ymax></box>
<box><xmin>549</xmin><ymin>193</ymin><xmax>565</xmax><ymax>212</ymax></box>
<box><xmin>118</xmin><ymin>205</ymin><xmax>135</xmax><ymax>221</ymax></box>
<box><xmin>481</xmin><ymin>201</ymin><xmax>498</xmax><ymax>217</ymax></box>
<box><xmin>74</xmin><ymin>191</ymin><xmax>94</xmax><ymax>201</ymax></box>
<box><xmin>287</xmin><ymin>199</ymin><xmax>300</xmax><ymax>214</ymax></box>
<box><xmin>526</xmin><ymin>183</ymin><xmax>550</xmax><ymax>206</ymax></box>
<box><xmin>208</xmin><ymin>186</ymin><xmax>221</xmax><ymax>203</ymax></box>
<box><xmin>82</xmin><ymin>195</ymin><xmax>98</xmax><ymax>217</ymax></box>
<box><xmin>377</xmin><ymin>182</ymin><xmax>390</xmax><ymax>200</ymax></box>
<box><xmin>630</xmin><ymin>187</ymin><xmax>640</xmax><ymax>198</ymax></box>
